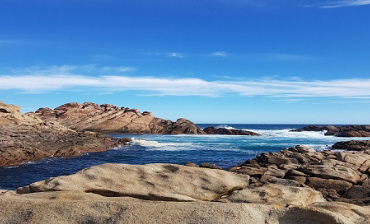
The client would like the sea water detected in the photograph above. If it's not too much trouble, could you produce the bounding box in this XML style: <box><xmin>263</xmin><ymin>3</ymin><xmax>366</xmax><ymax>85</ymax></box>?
<box><xmin>1</xmin><ymin>124</ymin><xmax>369</xmax><ymax>189</ymax></box>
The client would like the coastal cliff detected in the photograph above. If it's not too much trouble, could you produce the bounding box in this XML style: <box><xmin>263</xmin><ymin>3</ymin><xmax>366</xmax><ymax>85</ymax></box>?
<box><xmin>33</xmin><ymin>102</ymin><xmax>205</xmax><ymax>134</ymax></box>
<box><xmin>0</xmin><ymin>101</ymin><xmax>130</xmax><ymax>167</ymax></box>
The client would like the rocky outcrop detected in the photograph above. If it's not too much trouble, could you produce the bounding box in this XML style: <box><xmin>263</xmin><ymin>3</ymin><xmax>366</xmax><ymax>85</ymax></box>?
<box><xmin>291</xmin><ymin>125</ymin><xmax>370</xmax><ymax>137</ymax></box>
<box><xmin>230</xmin><ymin>145</ymin><xmax>370</xmax><ymax>205</ymax></box>
<box><xmin>1</xmin><ymin>163</ymin><xmax>370</xmax><ymax>223</ymax></box>
<box><xmin>0</xmin><ymin>101</ymin><xmax>131</xmax><ymax>167</ymax></box>
<box><xmin>332</xmin><ymin>140</ymin><xmax>370</xmax><ymax>151</ymax></box>
<box><xmin>203</xmin><ymin>126</ymin><xmax>261</xmax><ymax>136</ymax></box>
<box><xmin>33</xmin><ymin>102</ymin><xmax>205</xmax><ymax>134</ymax></box>
<box><xmin>17</xmin><ymin>163</ymin><xmax>249</xmax><ymax>202</ymax></box>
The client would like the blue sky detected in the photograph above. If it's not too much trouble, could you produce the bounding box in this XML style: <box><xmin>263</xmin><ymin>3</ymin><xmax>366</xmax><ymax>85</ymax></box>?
<box><xmin>1</xmin><ymin>0</ymin><xmax>370</xmax><ymax>124</ymax></box>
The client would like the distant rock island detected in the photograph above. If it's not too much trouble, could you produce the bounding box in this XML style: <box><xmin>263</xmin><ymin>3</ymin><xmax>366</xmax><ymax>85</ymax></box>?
<box><xmin>203</xmin><ymin>126</ymin><xmax>261</xmax><ymax>136</ymax></box>
<box><xmin>291</xmin><ymin>125</ymin><xmax>370</xmax><ymax>137</ymax></box>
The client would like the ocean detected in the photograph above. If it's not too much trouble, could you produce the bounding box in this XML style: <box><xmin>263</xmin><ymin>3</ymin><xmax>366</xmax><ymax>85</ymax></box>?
<box><xmin>1</xmin><ymin>124</ymin><xmax>369</xmax><ymax>190</ymax></box>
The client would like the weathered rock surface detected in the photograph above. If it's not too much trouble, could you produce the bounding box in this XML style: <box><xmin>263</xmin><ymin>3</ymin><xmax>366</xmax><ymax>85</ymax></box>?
<box><xmin>230</xmin><ymin>145</ymin><xmax>370</xmax><ymax>205</ymax></box>
<box><xmin>203</xmin><ymin>126</ymin><xmax>261</xmax><ymax>136</ymax></box>
<box><xmin>1</xmin><ymin>162</ymin><xmax>370</xmax><ymax>224</ymax></box>
<box><xmin>34</xmin><ymin>102</ymin><xmax>205</xmax><ymax>134</ymax></box>
<box><xmin>17</xmin><ymin>163</ymin><xmax>249</xmax><ymax>202</ymax></box>
<box><xmin>0</xmin><ymin>101</ymin><xmax>130</xmax><ymax>167</ymax></box>
<box><xmin>291</xmin><ymin>125</ymin><xmax>370</xmax><ymax>137</ymax></box>
<box><xmin>227</xmin><ymin>183</ymin><xmax>326</xmax><ymax>206</ymax></box>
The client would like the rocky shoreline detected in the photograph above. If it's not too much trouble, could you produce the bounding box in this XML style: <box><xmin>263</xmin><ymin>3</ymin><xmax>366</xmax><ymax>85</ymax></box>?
<box><xmin>2</xmin><ymin>101</ymin><xmax>370</xmax><ymax>223</ymax></box>
<box><xmin>2</xmin><ymin>145</ymin><xmax>370</xmax><ymax>223</ymax></box>
<box><xmin>291</xmin><ymin>125</ymin><xmax>370</xmax><ymax>137</ymax></box>
<box><xmin>0</xmin><ymin>101</ymin><xmax>262</xmax><ymax>166</ymax></box>
<box><xmin>0</xmin><ymin>101</ymin><xmax>131</xmax><ymax>167</ymax></box>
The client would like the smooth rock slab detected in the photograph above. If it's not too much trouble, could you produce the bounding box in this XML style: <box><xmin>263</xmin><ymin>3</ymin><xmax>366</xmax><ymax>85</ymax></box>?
<box><xmin>18</xmin><ymin>163</ymin><xmax>249</xmax><ymax>202</ymax></box>
<box><xmin>227</xmin><ymin>184</ymin><xmax>326</xmax><ymax>207</ymax></box>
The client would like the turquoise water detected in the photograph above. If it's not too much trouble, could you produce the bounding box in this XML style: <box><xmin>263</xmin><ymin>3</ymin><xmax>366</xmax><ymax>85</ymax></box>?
<box><xmin>1</xmin><ymin>124</ymin><xmax>369</xmax><ymax>190</ymax></box>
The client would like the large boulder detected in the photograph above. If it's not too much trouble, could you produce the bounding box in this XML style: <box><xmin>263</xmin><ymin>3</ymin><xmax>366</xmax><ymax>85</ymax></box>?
<box><xmin>18</xmin><ymin>163</ymin><xmax>249</xmax><ymax>202</ymax></box>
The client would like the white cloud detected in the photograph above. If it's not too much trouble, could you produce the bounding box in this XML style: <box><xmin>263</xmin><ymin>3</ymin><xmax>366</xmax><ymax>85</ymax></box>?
<box><xmin>101</xmin><ymin>66</ymin><xmax>135</xmax><ymax>72</ymax></box>
<box><xmin>92</xmin><ymin>54</ymin><xmax>116</xmax><ymax>60</ymax></box>
<box><xmin>311</xmin><ymin>0</ymin><xmax>370</xmax><ymax>8</ymax></box>
<box><xmin>211</xmin><ymin>51</ymin><xmax>227</xmax><ymax>57</ymax></box>
<box><xmin>167</xmin><ymin>52</ymin><xmax>184</xmax><ymax>58</ymax></box>
<box><xmin>1</xmin><ymin>68</ymin><xmax>370</xmax><ymax>99</ymax></box>
<box><xmin>261</xmin><ymin>53</ymin><xmax>311</xmax><ymax>61</ymax></box>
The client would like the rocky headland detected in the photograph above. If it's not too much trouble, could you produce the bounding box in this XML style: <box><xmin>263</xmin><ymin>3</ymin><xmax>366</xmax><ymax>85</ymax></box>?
<box><xmin>203</xmin><ymin>126</ymin><xmax>261</xmax><ymax>136</ymax></box>
<box><xmin>291</xmin><ymin>125</ymin><xmax>370</xmax><ymax>137</ymax></box>
<box><xmin>33</xmin><ymin>102</ymin><xmax>205</xmax><ymax>134</ymax></box>
<box><xmin>0</xmin><ymin>101</ymin><xmax>131</xmax><ymax>167</ymax></box>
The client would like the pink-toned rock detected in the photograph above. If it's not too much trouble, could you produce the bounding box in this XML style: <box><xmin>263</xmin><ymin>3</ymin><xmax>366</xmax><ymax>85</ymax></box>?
<box><xmin>34</xmin><ymin>102</ymin><xmax>205</xmax><ymax>134</ymax></box>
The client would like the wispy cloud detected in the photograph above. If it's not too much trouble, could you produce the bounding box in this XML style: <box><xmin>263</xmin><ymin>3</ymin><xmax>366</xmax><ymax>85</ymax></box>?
<box><xmin>9</xmin><ymin>65</ymin><xmax>135</xmax><ymax>75</ymax></box>
<box><xmin>167</xmin><ymin>52</ymin><xmax>184</xmax><ymax>58</ymax></box>
<box><xmin>1</xmin><ymin>66</ymin><xmax>370</xmax><ymax>99</ymax></box>
<box><xmin>211</xmin><ymin>51</ymin><xmax>227</xmax><ymax>57</ymax></box>
<box><xmin>308</xmin><ymin>0</ymin><xmax>370</xmax><ymax>8</ymax></box>
<box><xmin>92</xmin><ymin>54</ymin><xmax>116</xmax><ymax>60</ymax></box>
<box><xmin>101</xmin><ymin>66</ymin><xmax>135</xmax><ymax>73</ymax></box>
<box><xmin>260</xmin><ymin>53</ymin><xmax>312</xmax><ymax>62</ymax></box>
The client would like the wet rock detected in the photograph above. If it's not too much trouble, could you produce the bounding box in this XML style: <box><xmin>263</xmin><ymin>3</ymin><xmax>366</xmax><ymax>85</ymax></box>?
<box><xmin>203</xmin><ymin>126</ymin><xmax>261</xmax><ymax>136</ymax></box>
<box><xmin>199</xmin><ymin>163</ymin><xmax>222</xmax><ymax>170</ymax></box>
<box><xmin>332</xmin><ymin>140</ymin><xmax>370</xmax><ymax>151</ymax></box>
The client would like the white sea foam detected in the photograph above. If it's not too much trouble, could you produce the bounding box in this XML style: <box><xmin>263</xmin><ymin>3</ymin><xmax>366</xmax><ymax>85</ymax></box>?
<box><xmin>247</xmin><ymin>129</ymin><xmax>329</xmax><ymax>138</ymax></box>
<box><xmin>305</xmin><ymin>144</ymin><xmax>332</xmax><ymax>151</ymax></box>
<box><xmin>131</xmin><ymin>139</ymin><xmax>193</xmax><ymax>148</ymax></box>
<box><xmin>215</xmin><ymin>125</ymin><xmax>235</xmax><ymax>130</ymax></box>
